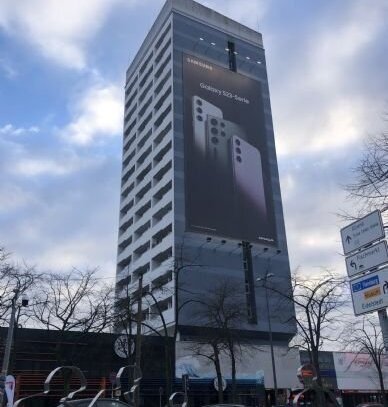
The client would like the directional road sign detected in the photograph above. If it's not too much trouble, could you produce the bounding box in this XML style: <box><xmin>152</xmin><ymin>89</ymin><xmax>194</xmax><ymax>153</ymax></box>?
<box><xmin>350</xmin><ymin>268</ymin><xmax>388</xmax><ymax>316</ymax></box>
<box><xmin>346</xmin><ymin>240</ymin><xmax>388</xmax><ymax>278</ymax></box>
<box><xmin>341</xmin><ymin>210</ymin><xmax>385</xmax><ymax>255</ymax></box>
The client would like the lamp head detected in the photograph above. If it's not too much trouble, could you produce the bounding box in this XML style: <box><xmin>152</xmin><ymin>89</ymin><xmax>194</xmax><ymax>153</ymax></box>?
<box><xmin>21</xmin><ymin>294</ymin><xmax>29</xmax><ymax>307</ymax></box>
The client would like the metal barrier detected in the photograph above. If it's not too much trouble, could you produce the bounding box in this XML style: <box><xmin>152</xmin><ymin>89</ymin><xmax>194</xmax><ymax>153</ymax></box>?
<box><xmin>114</xmin><ymin>365</ymin><xmax>142</xmax><ymax>406</ymax></box>
<box><xmin>14</xmin><ymin>366</ymin><xmax>87</xmax><ymax>407</ymax></box>
<box><xmin>168</xmin><ymin>391</ymin><xmax>188</xmax><ymax>407</ymax></box>
<box><xmin>12</xmin><ymin>364</ymin><xmax>142</xmax><ymax>407</ymax></box>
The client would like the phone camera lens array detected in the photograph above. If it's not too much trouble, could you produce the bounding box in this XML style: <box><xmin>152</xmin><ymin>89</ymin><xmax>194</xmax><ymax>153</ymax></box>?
<box><xmin>209</xmin><ymin>119</ymin><xmax>226</xmax><ymax>146</ymax></box>
<box><xmin>196</xmin><ymin>99</ymin><xmax>203</xmax><ymax>121</ymax></box>
<box><xmin>235</xmin><ymin>139</ymin><xmax>242</xmax><ymax>163</ymax></box>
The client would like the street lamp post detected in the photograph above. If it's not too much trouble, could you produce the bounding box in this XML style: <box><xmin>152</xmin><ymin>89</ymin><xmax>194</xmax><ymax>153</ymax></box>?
<box><xmin>0</xmin><ymin>289</ymin><xmax>29</xmax><ymax>407</ymax></box>
<box><xmin>257</xmin><ymin>260</ymin><xmax>279</xmax><ymax>407</ymax></box>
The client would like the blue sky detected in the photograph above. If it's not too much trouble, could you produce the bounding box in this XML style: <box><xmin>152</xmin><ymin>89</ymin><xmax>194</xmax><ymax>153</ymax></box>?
<box><xmin>0</xmin><ymin>0</ymin><xmax>387</xmax><ymax>277</ymax></box>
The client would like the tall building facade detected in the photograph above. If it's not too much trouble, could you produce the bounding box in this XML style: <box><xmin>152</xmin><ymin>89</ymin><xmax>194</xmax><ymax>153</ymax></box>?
<box><xmin>116</xmin><ymin>0</ymin><xmax>296</xmax><ymax>343</ymax></box>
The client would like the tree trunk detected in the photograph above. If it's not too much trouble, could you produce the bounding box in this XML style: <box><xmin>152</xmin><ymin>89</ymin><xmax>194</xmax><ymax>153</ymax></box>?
<box><xmin>213</xmin><ymin>344</ymin><xmax>224</xmax><ymax>403</ymax></box>
<box><xmin>377</xmin><ymin>368</ymin><xmax>388</xmax><ymax>407</ymax></box>
<box><xmin>311</xmin><ymin>348</ymin><xmax>325</xmax><ymax>407</ymax></box>
<box><xmin>164</xmin><ymin>337</ymin><xmax>172</xmax><ymax>398</ymax></box>
<box><xmin>311</xmin><ymin>347</ymin><xmax>322</xmax><ymax>387</ymax></box>
<box><xmin>62</xmin><ymin>368</ymin><xmax>72</xmax><ymax>398</ymax></box>
<box><xmin>230</xmin><ymin>345</ymin><xmax>237</xmax><ymax>402</ymax></box>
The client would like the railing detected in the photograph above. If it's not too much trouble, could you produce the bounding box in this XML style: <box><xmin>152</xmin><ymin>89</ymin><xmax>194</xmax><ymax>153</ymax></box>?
<box><xmin>12</xmin><ymin>364</ymin><xmax>145</xmax><ymax>407</ymax></box>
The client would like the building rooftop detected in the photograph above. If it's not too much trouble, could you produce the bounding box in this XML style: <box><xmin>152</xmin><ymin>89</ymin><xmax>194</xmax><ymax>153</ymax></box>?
<box><xmin>126</xmin><ymin>0</ymin><xmax>263</xmax><ymax>80</ymax></box>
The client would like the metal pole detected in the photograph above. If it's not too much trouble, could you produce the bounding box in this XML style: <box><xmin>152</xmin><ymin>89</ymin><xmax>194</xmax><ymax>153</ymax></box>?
<box><xmin>378</xmin><ymin>308</ymin><xmax>388</xmax><ymax>351</ymax></box>
<box><xmin>242</xmin><ymin>241</ymin><xmax>258</xmax><ymax>324</ymax></box>
<box><xmin>134</xmin><ymin>275</ymin><xmax>143</xmax><ymax>407</ymax></box>
<box><xmin>265</xmin><ymin>276</ymin><xmax>278</xmax><ymax>407</ymax></box>
<box><xmin>0</xmin><ymin>290</ymin><xmax>19</xmax><ymax>406</ymax></box>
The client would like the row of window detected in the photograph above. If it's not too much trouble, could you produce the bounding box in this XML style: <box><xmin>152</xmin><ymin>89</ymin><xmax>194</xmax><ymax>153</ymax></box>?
<box><xmin>117</xmin><ymin>21</ymin><xmax>173</xmax><ymax>303</ymax></box>
<box><xmin>124</xmin><ymin>24</ymin><xmax>171</xmax><ymax>123</ymax></box>
<box><xmin>121</xmin><ymin>105</ymin><xmax>172</xmax><ymax>191</ymax></box>
<box><xmin>123</xmin><ymin>69</ymin><xmax>171</xmax><ymax>157</ymax></box>
<box><xmin>120</xmin><ymin>148</ymin><xmax>172</xmax><ymax>218</ymax></box>
<box><xmin>118</xmin><ymin>243</ymin><xmax>173</xmax><ymax>282</ymax></box>
<box><xmin>133</xmin><ymin>296</ymin><xmax>173</xmax><ymax>325</ymax></box>
<box><xmin>118</xmin><ymin>183</ymin><xmax>172</xmax><ymax>261</ymax></box>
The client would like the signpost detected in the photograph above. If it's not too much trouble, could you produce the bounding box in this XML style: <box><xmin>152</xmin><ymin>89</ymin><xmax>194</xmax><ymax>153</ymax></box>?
<box><xmin>345</xmin><ymin>241</ymin><xmax>388</xmax><ymax>278</ymax></box>
<box><xmin>341</xmin><ymin>210</ymin><xmax>385</xmax><ymax>255</ymax></box>
<box><xmin>340</xmin><ymin>209</ymin><xmax>388</xmax><ymax>350</ymax></box>
<box><xmin>350</xmin><ymin>268</ymin><xmax>388</xmax><ymax>316</ymax></box>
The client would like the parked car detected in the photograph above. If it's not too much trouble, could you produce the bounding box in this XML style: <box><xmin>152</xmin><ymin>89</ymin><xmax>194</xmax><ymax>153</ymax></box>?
<box><xmin>355</xmin><ymin>403</ymin><xmax>383</xmax><ymax>407</ymax></box>
<box><xmin>57</xmin><ymin>399</ymin><xmax>131</xmax><ymax>407</ymax></box>
<box><xmin>202</xmin><ymin>404</ymin><xmax>246</xmax><ymax>407</ymax></box>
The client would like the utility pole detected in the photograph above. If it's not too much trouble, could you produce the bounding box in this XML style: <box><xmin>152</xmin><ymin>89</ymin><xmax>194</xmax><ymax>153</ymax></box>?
<box><xmin>264</xmin><ymin>273</ymin><xmax>278</xmax><ymax>407</ymax></box>
<box><xmin>0</xmin><ymin>289</ymin><xmax>19</xmax><ymax>407</ymax></box>
<box><xmin>134</xmin><ymin>274</ymin><xmax>143</xmax><ymax>407</ymax></box>
<box><xmin>256</xmin><ymin>251</ymin><xmax>281</xmax><ymax>407</ymax></box>
<box><xmin>378</xmin><ymin>308</ymin><xmax>388</xmax><ymax>351</ymax></box>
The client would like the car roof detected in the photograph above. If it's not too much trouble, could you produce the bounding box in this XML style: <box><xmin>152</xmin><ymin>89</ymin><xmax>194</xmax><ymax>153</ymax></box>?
<box><xmin>202</xmin><ymin>404</ymin><xmax>246</xmax><ymax>407</ymax></box>
<box><xmin>58</xmin><ymin>399</ymin><xmax>130</xmax><ymax>407</ymax></box>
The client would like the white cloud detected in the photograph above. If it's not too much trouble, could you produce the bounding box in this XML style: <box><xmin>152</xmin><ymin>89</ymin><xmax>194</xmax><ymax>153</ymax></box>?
<box><xmin>0</xmin><ymin>57</ymin><xmax>17</xmax><ymax>78</ymax></box>
<box><xmin>270</xmin><ymin>0</ymin><xmax>388</xmax><ymax>156</ymax></box>
<box><xmin>0</xmin><ymin>124</ymin><xmax>105</xmax><ymax>178</ymax></box>
<box><xmin>308</xmin><ymin>1</ymin><xmax>387</xmax><ymax>89</ymax></box>
<box><xmin>0</xmin><ymin>184</ymin><xmax>37</xmax><ymax>213</ymax></box>
<box><xmin>275</xmin><ymin>98</ymin><xmax>365</xmax><ymax>155</ymax></box>
<box><xmin>11</xmin><ymin>155</ymin><xmax>95</xmax><ymax>177</ymax></box>
<box><xmin>37</xmin><ymin>238</ymin><xmax>117</xmax><ymax>275</ymax></box>
<box><xmin>203</xmin><ymin>0</ymin><xmax>269</xmax><ymax>29</ymax></box>
<box><xmin>60</xmin><ymin>83</ymin><xmax>123</xmax><ymax>146</ymax></box>
<box><xmin>0</xmin><ymin>123</ymin><xmax>39</xmax><ymax>136</ymax></box>
<box><xmin>0</xmin><ymin>0</ymin><xmax>140</xmax><ymax>69</ymax></box>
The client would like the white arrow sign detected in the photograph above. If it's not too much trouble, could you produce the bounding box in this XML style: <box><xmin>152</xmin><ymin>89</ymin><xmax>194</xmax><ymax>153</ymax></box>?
<box><xmin>341</xmin><ymin>210</ymin><xmax>385</xmax><ymax>255</ymax></box>
<box><xmin>346</xmin><ymin>241</ymin><xmax>388</xmax><ymax>278</ymax></box>
<box><xmin>350</xmin><ymin>268</ymin><xmax>388</xmax><ymax>316</ymax></box>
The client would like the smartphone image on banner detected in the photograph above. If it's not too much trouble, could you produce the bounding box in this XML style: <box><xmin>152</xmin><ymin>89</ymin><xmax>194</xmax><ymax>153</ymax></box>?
<box><xmin>206</xmin><ymin>115</ymin><xmax>247</xmax><ymax>171</ymax></box>
<box><xmin>192</xmin><ymin>96</ymin><xmax>223</xmax><ymax>158</ymax></box>
<box><xmin>203</xmin><ymin>116</ymin><xmax>249</xmax><ymax>235</ymax></box>
<box><xmin>231</xmin><ymin>135</ymin><xmax>267</xmax><ymax>240</ymax></box>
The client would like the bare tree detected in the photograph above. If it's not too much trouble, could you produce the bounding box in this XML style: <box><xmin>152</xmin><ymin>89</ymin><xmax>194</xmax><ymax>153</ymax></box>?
<box><xmin>262</xmin><ymin>270</ymin><xmax>348</xmax><ymax>388</ymax></box>
<box><xmin>343</xmin><ymin>317</ymin><xmax>388</xmax><ymax>407</ymax></box>
<box><xmin>0</xmin><ymin>247</ymin><xmax>40</xmax><ymax>327</ymax></box>
<box><xmin>142</xmin><ymin>285</ymin><xmax>174</xmax><ymax>398</ymax></box>
<box><xmin>30</xmin><ymin>267</ymin><xmax>114</xmax><ymax>394</ymax></box>
<box><xmin>343</xmin><ymin>122</ymin><xmax>388</xmax><ymax>217</ymax></box>
<box><xmin>31</xmin><ymin>267</ymin><xmax>114</xmax><ymax>333</ymax></box>
<box><xmin>130</xmin><ymin>244</ymin><xmax>203</xmax><ymax>400</ymax></box>
<box><xmin>189</xmin><ymin>338</ymin><xmax>227</xmax><ymax>403</ymax></box>
<box><xmin>188</xmin><ymin>280</ymin><xmax>246</xmax><ymax>403</ymax></box>
<box><xmin>114</xmin><ymin>280</ymin><xmax>136</xmax><ymax>362</ymax></box>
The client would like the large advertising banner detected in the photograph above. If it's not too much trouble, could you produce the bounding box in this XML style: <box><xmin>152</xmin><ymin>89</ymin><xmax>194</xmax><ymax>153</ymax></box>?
<box><xmin>175</xmin><ymin>342</ymin><xmax>300</xmax><ymax>389</ymax></box>
<box><xmin>183</xmin><ymin>54</ymin><xmax>277</xmax><ymax>245</ymax></box>
<box><xmin>333</xmin><ymin>352</ymin><xmax>388</xmax><ymax>390</ymax></box>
